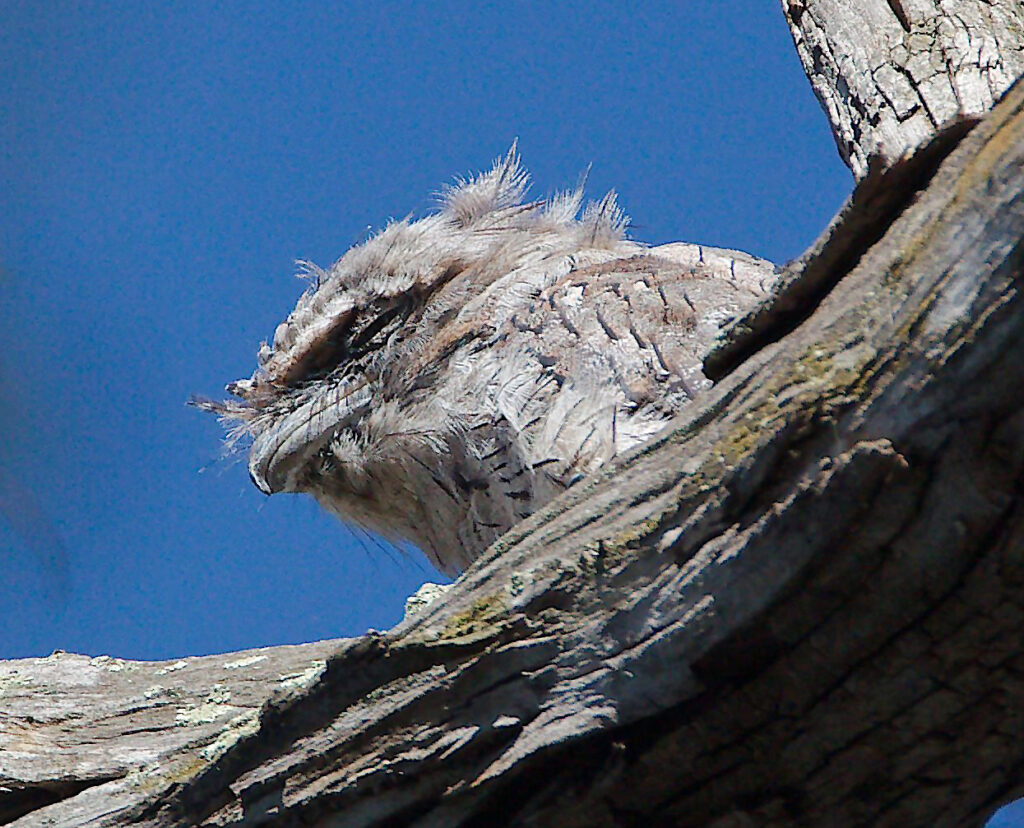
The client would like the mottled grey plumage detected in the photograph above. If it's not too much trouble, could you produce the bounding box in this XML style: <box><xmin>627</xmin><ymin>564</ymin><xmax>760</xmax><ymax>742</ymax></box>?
<box><xmin>203</xmin><ymin>148</ymin><xmax>777</xmax><ymax>574</ymax></box>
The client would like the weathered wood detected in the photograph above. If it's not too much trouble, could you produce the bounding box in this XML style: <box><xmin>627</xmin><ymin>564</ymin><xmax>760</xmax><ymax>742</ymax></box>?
<box><xmin>0</xmin><ymin>642</ymin><xmax>340</xmax><ymax>825</ymax></box>
<box><xmin>782</xmin><ymin>0</ymin><xmax>1024</xmax><ymax>178</ymax></box>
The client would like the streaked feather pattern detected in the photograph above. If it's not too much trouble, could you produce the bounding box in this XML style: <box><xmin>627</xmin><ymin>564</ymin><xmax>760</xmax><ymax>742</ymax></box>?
<box><xmin>200</xmin><ymin>146</ymin><xmax>777</xmax><ymax>574</ymax></box>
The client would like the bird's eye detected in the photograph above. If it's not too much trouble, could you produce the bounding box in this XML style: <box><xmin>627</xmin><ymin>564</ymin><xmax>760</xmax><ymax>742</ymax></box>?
<box><xmin>346</xmin><ymin>300</ymin><xmax>410</xmax><ymax>358</ymax></box>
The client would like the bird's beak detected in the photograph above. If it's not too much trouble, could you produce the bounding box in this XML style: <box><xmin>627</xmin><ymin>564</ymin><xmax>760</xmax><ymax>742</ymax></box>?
<box><xmin>246</xmin><ymin>378</ymin><xmax>373</xmax><ymax>497</ymax></box>
<box><xmin>249</xmin><ymin>466</ymin><xmax>273</xmax><ymax>496</ymax></box>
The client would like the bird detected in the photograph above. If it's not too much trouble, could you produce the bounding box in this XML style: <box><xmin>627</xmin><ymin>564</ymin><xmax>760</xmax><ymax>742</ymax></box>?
<box><xmin>198</xmin><ymin>146</ymin><xmax>777</xmax><ymax>575</ymax></box>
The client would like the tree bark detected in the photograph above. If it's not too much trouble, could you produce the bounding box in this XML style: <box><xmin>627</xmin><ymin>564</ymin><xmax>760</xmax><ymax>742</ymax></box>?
<box><xmin>3</xmin><ymin>4</ymin><xmax>1024</xmax><ymax>827</ymax></box>
<box><xmin>782</xmin><ymin>0</ymin><xmax>1024</xmax><ymax>178</ymax></box>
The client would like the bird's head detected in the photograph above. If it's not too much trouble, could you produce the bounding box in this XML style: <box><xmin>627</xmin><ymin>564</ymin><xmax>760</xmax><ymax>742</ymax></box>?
<box><xmin>195</xmin><ymin>145</ymin><xmax>630</xmax><ymax>566</ymax></box>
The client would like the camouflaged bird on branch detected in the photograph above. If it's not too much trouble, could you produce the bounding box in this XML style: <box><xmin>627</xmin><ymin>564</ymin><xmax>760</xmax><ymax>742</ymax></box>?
<box><xmin>200</xmin><ymin>146</ymin><xmax>777</xmax><ymax>573</ymax></box>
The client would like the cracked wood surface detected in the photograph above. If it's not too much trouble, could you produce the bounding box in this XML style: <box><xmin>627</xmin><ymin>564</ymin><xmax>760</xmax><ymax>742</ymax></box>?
<box><xmin>2</xmin><ymin>72</ymin><xmax>1023</xmax><ymax>828</ymax></box>
<box><xmin>782</xmin><ymin>0</ymin><xmax>1024</xmax><ymax>178</ymax></box>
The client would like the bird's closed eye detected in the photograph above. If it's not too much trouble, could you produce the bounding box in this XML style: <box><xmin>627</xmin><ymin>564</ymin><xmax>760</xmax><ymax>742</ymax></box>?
<box><xmin>346</xmin><ymin>300</ymin><xmax>409</xmax><ymax>359</ymax></box>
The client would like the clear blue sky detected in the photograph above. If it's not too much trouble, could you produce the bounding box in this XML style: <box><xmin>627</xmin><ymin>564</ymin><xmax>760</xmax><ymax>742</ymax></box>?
<box><xmin>4</xmin><ymin>1</ymin><xmax>849</xmax><ymax>661</ymax></box>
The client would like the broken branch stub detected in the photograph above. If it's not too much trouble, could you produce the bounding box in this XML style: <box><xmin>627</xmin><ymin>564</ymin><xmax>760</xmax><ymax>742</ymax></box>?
<box><xmin>781</xmin><ymin>0</ymin><xmax>1024</xmax><ymax>178</ymax></box>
